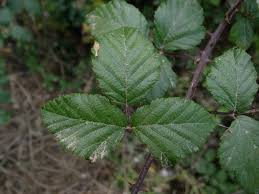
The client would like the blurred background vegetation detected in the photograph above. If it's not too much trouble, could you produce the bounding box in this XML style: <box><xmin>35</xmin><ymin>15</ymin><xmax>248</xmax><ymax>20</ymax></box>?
<box><xmin>0</xmin><ymin>0</ymin><xmax>258</xmax><ymax>193</ymax></box>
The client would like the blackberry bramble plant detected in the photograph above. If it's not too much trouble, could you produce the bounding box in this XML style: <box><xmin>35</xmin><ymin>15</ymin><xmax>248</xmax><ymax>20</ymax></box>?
<box><xmin>41</xmin><ymin>0</ymin><xmax>259</xmax><ymax>193</ymax></box>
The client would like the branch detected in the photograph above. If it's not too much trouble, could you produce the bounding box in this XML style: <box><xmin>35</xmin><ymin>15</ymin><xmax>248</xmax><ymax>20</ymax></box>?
<box><xmin>186</xmin><ymin>0</ymin><xmax>244</xmax><ymax>99</ymax></box>
<box><xmin>245</xmin><ymin>108</ymin><xmax>259</xmax><ymax>115</ymax></box>
<box><xmin>131</xmin><ymin>154</ymin><xmax>153</xmax><ymax>194</ymax></box>
<box><xmin>124</xmin><ymin>104</ymin><xmax>134</xmax><ymax>122</ymax></box>
<box><xmin>131</xmin><ymin>1</ymin><xmax>243</xmax><ymax>193</ymax></box>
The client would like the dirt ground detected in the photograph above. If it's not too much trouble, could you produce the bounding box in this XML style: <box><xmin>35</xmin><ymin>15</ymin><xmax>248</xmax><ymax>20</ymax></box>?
<box><xmin>0</xmin><ymin>73</ymin><xmax>121</xmax><ymax>194</ymax></box>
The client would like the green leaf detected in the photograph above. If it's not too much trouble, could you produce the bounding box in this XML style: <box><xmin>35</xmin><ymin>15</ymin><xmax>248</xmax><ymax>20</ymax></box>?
<box><xmin>41</xmin><ymin>94</ymin><xmax>127</xmax><ymax>161</ymax></box>
<box><xmin>24</xmin><ymin>0</ymin><xmax>41</xmax><ymax>16</ymax></box>
<box><xmin>229</xmin><ymin>17</ymin><xmax>254</xmax><ymax>49</ymax></box>
<box><xmin>0</xmin><ymin>57</ymin><xmax>5</xmax><ymax>73</ymax></box>
<box><xmin>87</xmin><ymin>0</ymin><xmax>149</xmax><ymax>37</ymax></box>
<box><xmin>219</xmin><ymin>116</ymin><xmax>259</xmax><ymax>192</ymax></box>
<box><xmin>132</xmin><ymin>98</ymin><xmax>216</xmax><ymax>164</ymax></box>
<box><xmin>146</xmin><ymin>55</ymin><xmax>177</xmax><ymax>101</ymax></box>
<box><xmin>206</xmin><ymin>48</ymin><xmax>258</xmax><ymax>113</ymax></box>
<box><xmin>208</xmin><ymin>0</ymin><xmax>221</xmax><ymax>6</ymax></box>
<box><xmin>0</xmin><ymin>58</ymin><xmax>8</xmax><ymax>85</ymax></box>
<box><xmin>0</xmin><ymin>8</ymin><xmax>13</xmax><ymax>25</ymax></box>
<box><xmin>241</xmin><ymin>0</ymin><xmax>258</xmax><ymax>17</ymax></box>
<box><xmin>240</xmin><ymin>0</ymin><xmax>259</xmax><ymax>27</ymax></box>
<box><xmin>7</xmin><ymin>0</ymin><xmax>24</xmax><ymax>13</ymax></box>
<box><xmin>195</xmin><ymin>159</ymin><xmax>216</xmax><ymax>176</ymax></box>
<box><xmin>9</xmin><ymin>25</ymin><xmax>32</xmax><ymax>42</ymax></box>
<box><xmin>154</xmin><ymin>0</ymin><xmax>205</xmax><ymax>51</ymax></box>
<box><xmin>0</xmin><ymin>90</ymin><xmax>10</xmax><ymax>104</ymax></box>
<box><xmin>92</xmin><ymin>27</ymin><xmax>161</xmax><ymax>105</ymax></box>
<box><xmin>0</xmin><ymin>37</ymin><xmax>3</xmax><ymax>48</ymax></box>
<box><xmin>0</xmin><ymin>109</ymin><xmax>10</xmax><ymax>125</ymax></box>
<box><xmin>0</xmin><ymin>76</ymin><xmax>9</xmax><ymax>86</ymax></box>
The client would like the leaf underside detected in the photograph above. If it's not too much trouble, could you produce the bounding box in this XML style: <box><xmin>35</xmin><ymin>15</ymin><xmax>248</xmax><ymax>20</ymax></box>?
<box><xmin>132</xmin><ymin>98</ymin><xmax>216</xmax><ymax>165</ymax></box>
<box><xmin>41</xmin><ymin>94</ymin><xmax>127</xmax><ymax>162</ymax></box>
<box><xmin>206</xmin><ymin>48</ymin><xmax>258</xmax><ymax>113</ymax></box>
<box><xmin>154</xmin><ymin>0</ymin><xmax>205</xmax><ymax>51</ymax></box>
<box><xmin>219</xmin><ymin>116</ymin><xmax>259</xmax><ymax>192</ymax></box>
<box><xmin>87</xmin><ymin>0</ymin><xmax>149</xmax><ymax>37</ymax></box>
<box><xmin>93</xmin><ymin>27</ymin><xmax>161</xmax><ymax>105</ymax></box>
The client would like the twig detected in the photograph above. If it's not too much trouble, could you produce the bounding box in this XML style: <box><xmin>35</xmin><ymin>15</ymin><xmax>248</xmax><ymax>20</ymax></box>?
<box><xmin>244</xmin><ymin>108</ymin><xmax>259</xmax><ymax>115</ymax></box>
<box><xmin>186</xmin><ymin>0</ymin><xmax>244</xmax><ymax>99</ymax></box>
<box><xmin>124</xmin><ymin>104</ymin><xmax>133</xmax><ymax>122</ymax></box>
<box><xmin>131</xmin><ymin>154</ymin><xmax>153</xmax><ymax>194</ymax></box>
<box><xmin>124</xmin><ymin>105</ymin><xmax>134</xmax><ymax>133</ymax></box>
<box><xmin>131</xmin><ymin>0</ymin><xmax>243</xmax><ymax>193</ymax></box>
<box><xmin>218</xmin><ymin>124</ymin><xmax>228</xmax><ymax>129</ymax></box>
<box><xmin>210</xmin><ymin>111</ymin><xmax>234</xmax><ymax>116</ymax></box>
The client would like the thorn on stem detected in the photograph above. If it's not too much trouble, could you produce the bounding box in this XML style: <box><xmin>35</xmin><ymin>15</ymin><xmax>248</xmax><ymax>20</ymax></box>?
<box><xmin>194</xmin><ymin>57</ymin><xmax>200</xmax><ymax>64</ymax></box>
<box><xmin>159</xmin><ymin>50</ymin><xmax>164</xmax><ymax>55</ymax></box>
<box><xmin>225</xmin><ymin>15</ymin><xmax>231</xmax><ymax>24</ymax></box>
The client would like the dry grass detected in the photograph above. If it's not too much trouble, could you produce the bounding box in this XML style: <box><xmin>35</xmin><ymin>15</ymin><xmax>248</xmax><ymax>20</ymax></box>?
<box><xmin>0</xmin><ymin>74</ymin><xmax>120</xmax><ymax>194</ymax></box>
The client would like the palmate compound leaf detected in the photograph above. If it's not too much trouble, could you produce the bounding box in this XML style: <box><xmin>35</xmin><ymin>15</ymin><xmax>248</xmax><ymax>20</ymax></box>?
<box><xmin>146</xmin><ymin>55</ymin><xmax>177</xmax><ymax>101</ymax></box>
<box><xmin>41</xmin><ymin>94</ymin><xmax>127</xmax><ymax>162</ymax></box>
<box><xmin>132</xmin><ymin>98</ymin><xmax>216</xmax><ymax>165</ymax></box>
<box><xmin>87</xmin><ymin>0</ymin><xmax>149</xmax><ymax>37</ymax></box>
<box><xmin>154</xmin><ymin>0</ymin><xmax>205</xmax><ymax>52</ymax></box>
<box><xmin>219</xmin><ymin>116</ymin><xmax>259</xmax><ymax>192</ymax></box>
<box><xmin>92</xmin><ymin>27</ymin><xmax>161</xmax><ymax>105</ymax></box>
<box><xmin>206</xmin><ymin>48</ymin><xmax>258</xmax><ymax>113</ymax></box>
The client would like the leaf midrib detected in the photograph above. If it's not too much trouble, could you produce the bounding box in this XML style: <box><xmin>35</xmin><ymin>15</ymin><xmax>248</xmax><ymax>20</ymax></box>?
<box><xmin>122</xmin><ymin>28</ymin><xmax>129</xmax><ymax>106</ymax></box>
<box><xmin>134</xmin><ymin>122</ymin><xmax>212</xmax><ymax>128</ymax></box>
<box><xmin>43</xmin><ymin>110</ymin><xmax>124</xmax><ymax>128</ymax></box>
